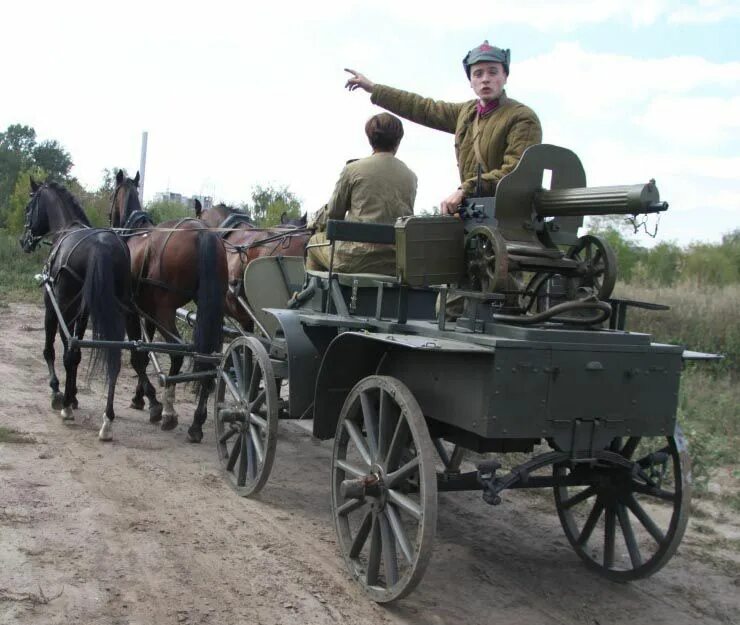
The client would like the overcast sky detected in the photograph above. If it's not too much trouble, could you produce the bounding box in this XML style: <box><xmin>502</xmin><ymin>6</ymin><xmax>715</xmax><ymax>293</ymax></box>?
<box><xmin>2</xmin><ymin>0</ymin><xmax>738</xmax><ymax>246</ymax></box>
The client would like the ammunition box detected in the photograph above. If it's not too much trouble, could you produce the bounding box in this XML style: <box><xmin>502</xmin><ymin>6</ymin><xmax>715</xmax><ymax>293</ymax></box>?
<box><xmin>395</xmin><ymin>215</ymin><xmax>465</xmax><ymax>286</ymax></box>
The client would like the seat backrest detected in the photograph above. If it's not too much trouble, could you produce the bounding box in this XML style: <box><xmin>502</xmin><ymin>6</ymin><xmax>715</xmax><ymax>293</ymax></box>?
<box><xmin>326</xmin><ymin>219</ymin><xmax>396</xmax><ymax>244</ymax></box>
<box><xmin>243</xmin><ymin>256</ymin><xmax>306</xmax><ymax>337</ymax></box>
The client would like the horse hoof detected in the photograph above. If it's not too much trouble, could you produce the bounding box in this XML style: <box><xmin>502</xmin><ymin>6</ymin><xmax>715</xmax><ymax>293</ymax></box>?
<box><xmin>161</xmin><ymin>415</ymin><xmax>178</xmax><ymax>431</ymax></box>
<box><xmin>149</xmin><ymin>403</ymin><xmax>163</xmax><ymax>423</ymax></box>
<box><xmin>130</xmin><ymin>397</ymin><xmax>145</xmax><ymax>410</ymax></box>
<box><xmin>60</xmin><ymin>407</ymin><xmax>75</xmax><ymax>421</ymax></box>
<box><xmin>98</xmin><ymin>415</ymin><xmax>113</xmax><ymax>441</ymax></box>
<box><xmin>187</xmin><ymin>427</ymin><xmax>203</xmax><ymax>444</ymax></box>
<box><xmin>51</xmin><ymin>393</ymin><xmax>64</xmax><ymax>410</ymax></box>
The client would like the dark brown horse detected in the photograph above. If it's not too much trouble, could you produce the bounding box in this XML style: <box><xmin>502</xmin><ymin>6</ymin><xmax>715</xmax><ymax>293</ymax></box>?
<box><xmin>20</xmin><ymin>179</ymin><xmax>131</xmax><ymax>441</ymax></box>
<box><xmin>194</xmin><ymin>201</ymin><xmax>310</xmax><ymax>330</ymax></box>
<box><xmin>111</xmin><ymin>172</ymin><xmax>228</xmax><ymax>443</ymax></box>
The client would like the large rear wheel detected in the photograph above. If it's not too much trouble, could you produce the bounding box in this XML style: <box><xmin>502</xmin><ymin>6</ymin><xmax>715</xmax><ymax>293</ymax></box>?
<box><xmin>554</xmin><ymin>425</ymin><xmax>691</xmax><ymax>581</ymax></box>
<box><xmin>332</xmin><ymin>375</ymin><xmax>437</xmax><ymax>602</ymax></box>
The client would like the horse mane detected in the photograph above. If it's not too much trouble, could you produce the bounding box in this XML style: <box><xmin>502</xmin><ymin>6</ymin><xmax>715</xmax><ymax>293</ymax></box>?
<box><xmin>46</xmin><ymin>181</ymin><xmax>91</xmax><ymax>226</ymax></box>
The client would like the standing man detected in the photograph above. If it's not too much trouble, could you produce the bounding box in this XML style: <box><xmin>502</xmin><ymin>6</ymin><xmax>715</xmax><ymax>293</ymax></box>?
<box><xmin>345</xmin><ymin>41</ymin><xmax>542</xmax><ymax>214</ymax></box>
<box><xmin>307</xmin><ymin>112</ymin><xmax>417</xmax><ymax>275</ymax></box>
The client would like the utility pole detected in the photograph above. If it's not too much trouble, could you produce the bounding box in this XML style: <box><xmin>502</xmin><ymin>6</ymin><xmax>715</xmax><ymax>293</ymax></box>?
<box><xmin>138</xmin><ymin>131</ymin><xmax>148</xmax><ymax>203</ymax></box>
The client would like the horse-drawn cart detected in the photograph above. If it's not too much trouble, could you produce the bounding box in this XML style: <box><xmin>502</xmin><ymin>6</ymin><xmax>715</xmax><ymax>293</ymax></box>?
<box><xmin>204</xmin><ymin>144</ymin><xmax>712</xmax><ymax>602</ymax></box>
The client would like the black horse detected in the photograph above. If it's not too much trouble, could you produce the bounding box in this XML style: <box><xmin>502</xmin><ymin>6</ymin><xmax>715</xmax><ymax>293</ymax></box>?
<box><xmin>20</xmin><ymin>179</ymin><xmax>132</xmax><ymax>441</ymax></box>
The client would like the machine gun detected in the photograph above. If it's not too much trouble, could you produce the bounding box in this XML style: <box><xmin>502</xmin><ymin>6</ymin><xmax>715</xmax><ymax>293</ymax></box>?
<box><xmin>456</xmin><ymin>144</ymin><xmax>668</xmax><ymax>313</ymax></box>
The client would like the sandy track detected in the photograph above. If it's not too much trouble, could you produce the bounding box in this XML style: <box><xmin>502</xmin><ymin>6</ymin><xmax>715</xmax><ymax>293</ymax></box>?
<box><xmin>1</xmin><ymin>302</ymin><xmax>738</xmax><ymax>625</ymax></box>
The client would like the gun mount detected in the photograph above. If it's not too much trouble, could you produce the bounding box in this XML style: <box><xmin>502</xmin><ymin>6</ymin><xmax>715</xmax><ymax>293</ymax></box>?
<box><xmin>453</xmin><ymin>144</ymin><xmax>669</xmax><ymax>316</ymax></box>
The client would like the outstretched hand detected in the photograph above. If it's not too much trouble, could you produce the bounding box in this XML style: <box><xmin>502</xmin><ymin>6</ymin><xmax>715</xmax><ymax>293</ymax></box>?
<box><xmin>344</xmin><ymin>68</ymin><xmax>375</xmax><ymax>93</ymax></box>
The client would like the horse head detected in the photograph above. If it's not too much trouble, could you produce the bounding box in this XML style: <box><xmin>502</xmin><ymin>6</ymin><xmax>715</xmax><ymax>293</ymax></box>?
<box><xmin>280</xmin><ymin>211</ymin><xmax>308</xmax><ymax>228</ymax></box>
<box><xmin>20</xmin><ymin>178</ymin><xmax>90</xmax><ymax>252</ymax></box>
<box><xmin>111</xmin><ymin>170</ymin><xmax>142</xmax><ymax>228</ymax></box>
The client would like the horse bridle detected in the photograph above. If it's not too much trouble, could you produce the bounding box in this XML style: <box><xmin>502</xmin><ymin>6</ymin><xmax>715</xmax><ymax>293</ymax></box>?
<box><xmin>110</xmin><ymin>181</ymin><xmax>134</xmax><ymax>228</ymax></box>
<box><xmin>21</xmin><ymin>186</ymin><xmax>45</xmax><ymax>251</ymax></box>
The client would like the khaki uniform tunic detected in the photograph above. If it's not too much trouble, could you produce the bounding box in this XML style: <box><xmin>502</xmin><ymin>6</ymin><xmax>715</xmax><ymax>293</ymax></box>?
<box><xmin>371</xmin><ymin>86</ymin><xmax>542</xmax><ymax>196</ymax></box>
<box><xmin>307</xmin><ymin>152</ymin><xmax>417</xmax><ymax>275</ymax></box>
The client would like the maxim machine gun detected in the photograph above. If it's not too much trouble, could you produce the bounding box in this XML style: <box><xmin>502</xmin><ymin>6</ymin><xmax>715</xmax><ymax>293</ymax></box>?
<box><xmin>404</xmin><ymin>143</ymin><xmax>669</xmax><ymax>326</ymax></box>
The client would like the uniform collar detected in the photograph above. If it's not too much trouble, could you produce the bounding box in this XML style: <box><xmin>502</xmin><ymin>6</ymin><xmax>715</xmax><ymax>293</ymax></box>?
<box><xmin>477</xmin><ymin>90</ymin><xmax>508</xmax><ymax>117</ymax></box>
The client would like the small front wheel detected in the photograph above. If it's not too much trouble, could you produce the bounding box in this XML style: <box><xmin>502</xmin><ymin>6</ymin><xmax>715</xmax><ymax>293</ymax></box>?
<box><xmin>213</xmin><ymin>336</ymin><xmax>278</xmax><ymax>497</ymax></box>
<box><xmin>332</xmin><ymin>375</ymin><xmax>437</xmax><ymax>602</ymax></box>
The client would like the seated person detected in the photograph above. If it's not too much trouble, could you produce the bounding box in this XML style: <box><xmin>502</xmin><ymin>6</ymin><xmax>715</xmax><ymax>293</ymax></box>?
<box><xmin>306</xmin><ymin>113</ymin><xmax>417</xmax><ymax>275</ymax></box>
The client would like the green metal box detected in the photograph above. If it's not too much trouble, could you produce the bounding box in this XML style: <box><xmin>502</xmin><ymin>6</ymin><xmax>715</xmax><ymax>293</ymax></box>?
<box><xmin>394</xmin><ymin>215</ymin><xmax>465</xmax><ymax>286</ymax></box>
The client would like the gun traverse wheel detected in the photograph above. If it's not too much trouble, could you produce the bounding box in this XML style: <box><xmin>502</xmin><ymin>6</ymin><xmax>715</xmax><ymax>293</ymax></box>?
<box><xmin>465</xmin><ymin>226</ymin><xmax>509</xmax><ymax>293</ymax></box>
<box><xmin>213</xmin><ymin>336</ymin><xmax>278</xmax><ymax>497</ymax></box>
<box><xmin>332</xmin><ymin>376</ymin><xmax>437</xmax><ymax>603</ymax></box>
<box><xmin>565</xmin><ymin>234</ymin><xmax>617</xmax><ymax>300</ymax></box>
<box><xmin>554</xmin><ymin>426</ymin><xmax>691</xmax><ymax>581</ymax></box>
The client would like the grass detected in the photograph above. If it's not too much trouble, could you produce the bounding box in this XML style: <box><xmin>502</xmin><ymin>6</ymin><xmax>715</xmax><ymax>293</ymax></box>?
<box><xmin>0</xmin><ymin>231</ymin><xmax>46</xmax><ymax>304</ymax></box>
<box><xmin>0</xmin><ymin>426</ymin><xmax>36</xmax><ymax>444</ymax></box>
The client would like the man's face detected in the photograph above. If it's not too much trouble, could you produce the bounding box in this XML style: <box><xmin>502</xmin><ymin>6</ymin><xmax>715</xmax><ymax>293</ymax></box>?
<box><xmin>469</xmin><ymin>61</ymin><xmax>507</xmax><ymax>104</ymax></box>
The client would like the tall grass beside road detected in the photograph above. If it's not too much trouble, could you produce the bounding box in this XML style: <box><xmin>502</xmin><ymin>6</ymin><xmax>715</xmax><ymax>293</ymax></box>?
<box><xmin>0</xmin><ymin>230</ymin><xmax>46</xmax><ymax>304</ymax></box>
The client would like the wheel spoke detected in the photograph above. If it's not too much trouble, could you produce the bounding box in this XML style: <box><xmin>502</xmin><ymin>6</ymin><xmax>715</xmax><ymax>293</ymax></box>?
<box><xmin>249</xmin><ymin>388</ymin><xmax>267</xmax><ymax>414</ymax></box>
<box><xmin>366</xmin><ymin>515</ymin><xmax>381</xmax><ymax>587</ymax></box>
<box><xmin>230</xmin><ymin>347</ymin><xmax>245</xmax><ymax>392</ymax></box>
<box><xmin>344</xmin><ymin>419</ymin><xmax>372</xmax><ymax>467</ymax></box>
<box><xmin>336</xmin><ymin>458</ymin><xmax>367</xmax><ymax>478</ymax></box>
<box><xmin>218</xmin><ymin>425</ymin><xmax>239</xmax><ymax>445</ymax></box>
<box><xmin>388</xmin><ymin>489</ymin><xmax>422</xmax><ymax>521</ymax></box>
<box><xmin>617</xmin><ymin>503</ymin><xmax>643</xmax><ymax>568</ymax></box>
<box><xmin>377</xmin><ymin>391</ymin><xmax>397</xmax><ymax>461</ymax></box>
<box><xmin>237</xmin><ymin>431</ymin><xmax>249</xmax><ymax>486</ymax></box>
<box><xmin>226</xmin><ymin>429</ymin><xmax>242</xmax><ymax>471</ymax></box>
<box><xmin>379</xmin><ymin>511</ymin><xmax>399</xmax><ymax>588</ymax></box>
<box><xmin>247</xmin><ymin>434</ymin><xmax>257</xmax><ymax>481</ymax></box>
<box><xmin>385</xmin><ymin>457</ymin><xmax>420</xmax><ymax>490</ymax></box>
<box><xmin>249</xmin><ymin>423</ymin><xmax>264</xmax><ymax>465</ymax></box>
<box><xmin>247</xmin><ymin>363</ymin><xmax>262</xmax><ymax>403</ymax></box>
<box><xmin>620</xmin><ymin>436</ymin><xmax>641</xmax><ymax>459</ymax></box>
<box><xmin>604</xmin><ymin>505</ymin><xmax>616</xmax><ymax>569</ymax></box>
<box><xmin>560</xmin><ymin>485</ymin><xmax>596</xmax><ymax>510</ymax></box>
<box><xmin>360</xmin><ymin>390</ymin><xmax>379</xmax><ymax>461</ymax></box>
<box><xmin>632</xmin><ymin>482</ymin><xmax>676</xmax><ymax>501</ymax></box>
<box><xmin>386</xmin><ymin>503</ymin><xmax>414</xmax><ymax>564</ymax></box>
<box><xmin>577</xmin><ymin>496</ymin><xmax>604</xmax><ymax>546</ymax></box>
<box><xmin>337</xmin><ymin>498</ymin><xmax>366</xmax><ymax>517</ymax></box>
<box><xmin>385</xmin><ymin>417</ymin><xmax>410</xmax><ymax>470</ymax></box>
<box><xmin>250</xmin><ymin>413</ymin><xmax>268</xmax><ymax>431</ymax></box>
<box><xmin>221</xmin><ymin>369</ymin><xmax>244</xmax><ymax>404</ymax></box>
<box><xmin>349</xmin><ymin>509</ymin><xmax>373</xmax><ymax>558</ymax></box>
<box><xmin>625</xmin><ymin>494</ymin><xmax>666</xmax><ymax>544</ymax></box>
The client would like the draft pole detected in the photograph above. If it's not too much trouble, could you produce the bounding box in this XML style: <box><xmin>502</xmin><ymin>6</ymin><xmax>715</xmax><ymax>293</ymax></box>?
<box><xmin>138</xmin><ymin>131</ymin><xmax>148</xmax><ymax>203</ymax></box>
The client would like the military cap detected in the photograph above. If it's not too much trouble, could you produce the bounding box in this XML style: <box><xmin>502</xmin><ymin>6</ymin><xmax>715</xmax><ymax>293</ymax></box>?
<box><xmin>463</xmin><ymin>40</ymin><xmax>510</xmax><ymax>78</ymax></box>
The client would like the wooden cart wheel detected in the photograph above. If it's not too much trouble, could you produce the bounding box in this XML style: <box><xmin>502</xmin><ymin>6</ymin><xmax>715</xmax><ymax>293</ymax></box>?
<box><xmin>565</xmin><ymin>234</ymin><xmax>617</xmax><ymax>300</ymax></box>
<box><xmin>212</xmin><ymin>336</ymin><xmax>278</xmax><ymax>497</ymax></box>
<box><xmin>553</xmin><ymin>425</ymin><xmax>691</xmax><ymax>581</ymax></box>
<box><xmin>464</xmin><ymin>226</ymin><xmax>509</xmax><ymax>293</ymax></box>
<box><xmin>332</xmin><ymin>375</ymin><xmax>437</xmax><ymax>603</ymax></box>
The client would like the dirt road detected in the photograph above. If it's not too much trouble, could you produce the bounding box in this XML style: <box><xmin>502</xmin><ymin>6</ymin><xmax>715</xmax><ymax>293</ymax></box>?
<box><xmin>1</xmin><ymin>302</ymin><xmax>738</xmax><ymax>625</ymax></box>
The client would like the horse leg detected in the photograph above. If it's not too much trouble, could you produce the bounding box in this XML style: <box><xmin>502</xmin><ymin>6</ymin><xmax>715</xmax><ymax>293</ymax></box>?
<box><xmin>126</xmin><ymin>313</ymin><xmax>163</xmax><ymax>421</ymax></box>
<box><xmin>43</xmin><ymin>296</ymin><xmax>64</xmax><ymax>410</ymax></box>
<box><xmin>187</xmin><ymin>378</ymin><xmax>213</xmax><ymax>444</ymax></box>
<box><xmin>160</xmin><ymin>316</ymin><xmax>182</xmax><ymax>431</ymax></box>
<box><xmin>98</xmin><ymin>335</ymin><xmax>122</xmax><ymax>442</ymax></box>
<box><xmin>60</xmin><ymin>316</ymin><xmax>86</xmax><ymax>420</ymax></box>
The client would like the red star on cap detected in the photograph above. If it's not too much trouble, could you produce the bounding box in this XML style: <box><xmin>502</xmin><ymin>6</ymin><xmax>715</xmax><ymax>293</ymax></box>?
<box><xmin>479</xmin><ymin>42</ymin><xmax>492</xmax><ymax>51</ymax></box>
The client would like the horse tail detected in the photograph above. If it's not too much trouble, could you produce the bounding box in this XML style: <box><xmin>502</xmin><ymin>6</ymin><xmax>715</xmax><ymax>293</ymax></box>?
<box><xmin>82</xmin><ymin>245</ymin><xmax>127</xmax><ymax>381</ymax></box>
<box><xmin>193</xmin><ymin>231</ymin><xmax>225</xmax><ymax>366</ymax></box>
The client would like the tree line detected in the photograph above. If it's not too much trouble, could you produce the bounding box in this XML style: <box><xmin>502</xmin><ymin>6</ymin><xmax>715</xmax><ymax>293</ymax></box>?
<box><xmin>0</xmin><ymin>123</ymin><xmax>302</xmax><ymax>234</ymax></box>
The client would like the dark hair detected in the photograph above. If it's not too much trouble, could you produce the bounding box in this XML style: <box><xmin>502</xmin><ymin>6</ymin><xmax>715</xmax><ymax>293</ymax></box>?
<box><xmin>365</xmin><ymin>113</ymin><xmax>404</xmax><ymax>152</ymax></box>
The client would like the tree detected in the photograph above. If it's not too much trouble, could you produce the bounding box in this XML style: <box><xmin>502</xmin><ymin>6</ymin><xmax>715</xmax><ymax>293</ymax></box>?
<box><xmin>247</xmin><ymin>184</ymin><xmax>302</xmax><ymax>227</ymax></box>
<box><xmin>6</xmin><ymin>167</ymin><xmax>47</xmax><ymax>235</ymax></box>
<box><xmin>32</xmin><ymin>140</ymin><xmax>73</xmax><ymax>181</ymax></box>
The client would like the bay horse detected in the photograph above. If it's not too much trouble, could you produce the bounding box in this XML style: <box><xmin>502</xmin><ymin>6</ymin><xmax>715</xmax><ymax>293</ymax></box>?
<box><xmin>20</xmin><ymin>179</ymin><xmax>131</xmax><ymax>441</ymax></box>
<box><xmin>111</xmin><ymin>172</ymin><xmax>228</xmax><ymax>443</ymax></box>
<box><xmin>194</xmin><ymin>201</ymin><xmax>310</xmax><ymax>331</ymax></box>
